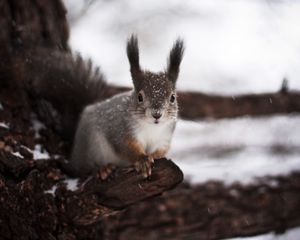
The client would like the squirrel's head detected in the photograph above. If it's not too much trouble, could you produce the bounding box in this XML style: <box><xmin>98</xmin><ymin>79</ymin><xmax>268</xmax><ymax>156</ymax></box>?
<box><xmin>126</xmin><ymin>35</ymin><xmax>184</xmax><ymax>124</ymax></box>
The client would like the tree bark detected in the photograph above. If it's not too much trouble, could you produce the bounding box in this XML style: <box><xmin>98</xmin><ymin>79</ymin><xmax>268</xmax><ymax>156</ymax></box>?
<box><xmin>0</xmin><ymin>0</ymin><xmax>69</xmax><ymax>51</ymax></box>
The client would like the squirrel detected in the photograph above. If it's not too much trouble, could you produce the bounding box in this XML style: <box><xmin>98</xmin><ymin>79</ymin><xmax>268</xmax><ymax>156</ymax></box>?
<box><xmin>9</xmin><ymin>35</ymin><xmax>185</xmax><ymax>179</ymax></box>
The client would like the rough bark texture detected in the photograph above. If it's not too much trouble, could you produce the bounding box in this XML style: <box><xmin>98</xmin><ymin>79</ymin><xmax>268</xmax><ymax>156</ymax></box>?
<box><xmin>0</xmin><ymin>0</ymin><xmax>69</xmax><ymax>51</ymax></box>
<box><xmin>0</xmin><ymin>0</ymin><xmax>69</xmax><ymax>84</ymax></box>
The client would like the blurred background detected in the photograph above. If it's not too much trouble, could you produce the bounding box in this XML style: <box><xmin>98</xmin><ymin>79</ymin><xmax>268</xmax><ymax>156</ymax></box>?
<box><xmin>63</xmin><ymin>0</ymin><xmax>300</xmax><ymax>186</ymax></box>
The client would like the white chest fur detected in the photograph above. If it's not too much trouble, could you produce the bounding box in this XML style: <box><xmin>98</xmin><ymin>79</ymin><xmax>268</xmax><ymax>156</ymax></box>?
<box><xmin>134</xmin><ymin>120</ymin><xmax>174</xmax><ymax>155</ymax></box>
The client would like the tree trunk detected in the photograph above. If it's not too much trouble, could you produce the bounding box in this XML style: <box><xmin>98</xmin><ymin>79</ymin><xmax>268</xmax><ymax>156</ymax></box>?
<box><xmin>0</xmin><ymin>0</ymin><xmax>69</xmax><ymax>51</ymax></box>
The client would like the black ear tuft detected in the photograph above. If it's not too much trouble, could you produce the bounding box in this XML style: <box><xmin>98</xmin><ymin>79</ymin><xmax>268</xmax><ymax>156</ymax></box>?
<box><xmin>127</xmin><ymin>34</ymin><xmax>141</xmax><ymax>75</ymax></box>
<box><xmin>167</xmin><ymin>38</ymin><xmax>185</xmax><ymax>84</ymax></box>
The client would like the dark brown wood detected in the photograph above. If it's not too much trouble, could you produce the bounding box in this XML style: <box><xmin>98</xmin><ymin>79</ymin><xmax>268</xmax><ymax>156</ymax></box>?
<box><xmin>62</xmin><ymin>159</ymin><xmax>183</xmax><ymax>226</ymax></box>
<box><xmin>83</xmin><ymin>159</ymin><xmax>183</xmax><ymax>209</ymax></box>
<box><xmin>0</xmin><ymin>0</ymin><xmax>69</xmax><ymax>84</ymax></box>
<box><xmin>0</xmin><ymin>0</ymin><xmax>69</xmax><ymax>51</ymax></box>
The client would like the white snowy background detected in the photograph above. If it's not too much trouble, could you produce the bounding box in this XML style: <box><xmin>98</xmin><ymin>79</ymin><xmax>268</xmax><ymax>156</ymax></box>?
<box><xmin>62</xmin><ymin>0</ymin><xmax>300</xmax><ymax>238</ymax></box>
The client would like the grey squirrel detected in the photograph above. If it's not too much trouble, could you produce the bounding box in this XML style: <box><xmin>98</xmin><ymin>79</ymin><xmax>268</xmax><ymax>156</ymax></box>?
<box><xmin>14</xmin><ymin>35</ymin><xmax>185</xmax><ymax>178</ymax></box>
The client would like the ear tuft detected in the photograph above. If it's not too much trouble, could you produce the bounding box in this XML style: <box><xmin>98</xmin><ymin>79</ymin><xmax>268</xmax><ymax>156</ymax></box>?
<box><xmin>167</xmin><ymin>38</ymin><xmax>185</xmax><ymax>84</ymax></box>
<box><xmin>127</xmin><ymin>34</ymin><xmax>140</xmax><ymax>74</ymax></box>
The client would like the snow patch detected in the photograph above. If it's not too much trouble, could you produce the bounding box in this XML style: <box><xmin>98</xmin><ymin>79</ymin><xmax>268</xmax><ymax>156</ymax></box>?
<box><xmin>22</xmin><ymin>144</ymin><xmax>57</xmax><ymax>161</ymax></box>
<box><xmin>33</xmin><ymin>144</ymin><xmax>50</xmax><ymax>160</ymax></box>
<box><xmin>30</xmin><ymin>113</ymin><xmax>46</xmax><ymax>139</ymax></box>
<box><xmin>44</xmin><ymin>179</ymin><xmax>79</xmax><ymax>196</ymax></box>
<box><xmin>64</xmin><ymin>179</ymin><xmax>79</xmax><ymax>191</ymax></box>
<box><xmin>44</xmin><ymin>185</ymin><xmax>57</xmax><ymax>196</ymax></box>
<box><xmin>11</xmin><ymin>151</ymin><xmax>24</xmax><ymax>159</ymax></box>
<box><xmin>0</xmin><ymin>122</ymin><xmax>9</xmax><ymax>129</ymax></box>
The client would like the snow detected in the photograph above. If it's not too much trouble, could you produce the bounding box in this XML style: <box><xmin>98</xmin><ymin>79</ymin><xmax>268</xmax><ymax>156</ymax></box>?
<box><xmin>11</xmin><ymin>151</ymin><xmax>24</xmax><ymax>159</ymax></box>
<box><xmin>29</xmin><ymin>114</ymin><xmax>51</xmax><ymax>160</ymax></box>
<box><xmin>44</xmin><ymin>185</ymin><xmax>57</xmax><ymax>196</ymax></box>
<box><xmin>170</xmin><ymin>115</ymin><xmax>300</xmax><ymax>184</ymax></box>
<box><xmin>18</xmin><ymin>144</ymin><xmax>50</xmax><ymax>160</ymax></box>
<box><xmin>33</xmin><ymin>144</ymin><xmax>50</xmax><ymax>160</ymax></box>
<box><xmin>30</xmin><ymin>113</ymin><xmax>46</xmax><ymax>139</ymax></box>
<box><xmin>225</xmin><ymin>227</ymin><xmax>300</xmax><ymax>240</ymax></box>
<box><xmin>64</xmin><ymin>179</ymin><xmax>79</xmax><ymax>191</ymax></box>
<box><xmin>44</xmin><ymin>179</ymin><xmax>79</xmax><ymax>196</ymax></box>
<box><xmin>0</xmin><ymin>122</ymin><xmax>9</xmax><ymax>129</ymax></box>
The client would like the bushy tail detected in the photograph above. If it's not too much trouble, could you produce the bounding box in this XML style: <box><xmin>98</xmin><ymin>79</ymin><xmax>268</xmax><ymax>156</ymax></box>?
<box><xmin>20</xmin><ymin>49</ymin><xmax>108</xmax><ymax>139</ymax></box>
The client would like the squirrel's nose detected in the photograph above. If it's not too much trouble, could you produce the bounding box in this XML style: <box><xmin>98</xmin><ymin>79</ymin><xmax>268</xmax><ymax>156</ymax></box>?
<box><xmin>152</xmin><ymin>112</ymin><xmax>162</xmax><ymax>120</ymax></box>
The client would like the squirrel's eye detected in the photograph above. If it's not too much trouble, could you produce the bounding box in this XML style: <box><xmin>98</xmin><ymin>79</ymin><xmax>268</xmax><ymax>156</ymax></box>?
<box><xmin>138</xmin><ymin>93</ymin><xmax>143</xmax><ymax>103</ymax></box>
<box><xmin>170</xmin><ymin>94</ymin><xmax>176</xmax><ymax>103</ymax></box>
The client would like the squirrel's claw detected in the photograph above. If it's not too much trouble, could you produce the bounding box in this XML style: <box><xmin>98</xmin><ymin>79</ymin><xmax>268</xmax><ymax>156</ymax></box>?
<box><xmin>98</xmin><ymin>163</ymin><xmax>116</xmax><ymax>180</ymax></box>
<box><xmin>134</xmin><ymin>156</ymin><xmax>153</xmax><ymax>178</ymax></box>
<box><xmin>149</xmin><ymin>156</ymin><xmax>154</xmax><ymax>164</ymax></box>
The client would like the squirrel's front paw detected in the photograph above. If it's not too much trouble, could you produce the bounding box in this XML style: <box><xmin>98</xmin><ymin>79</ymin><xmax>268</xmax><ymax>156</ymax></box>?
<box><xmin>134</xmin><ymin>156</ymin><xmax>154</xmax><ymax>178</ymax></box>
<box><xmin>98</xmin><ymin>163</ymin><xmax>116</xmax><ymax>180</ymax></box>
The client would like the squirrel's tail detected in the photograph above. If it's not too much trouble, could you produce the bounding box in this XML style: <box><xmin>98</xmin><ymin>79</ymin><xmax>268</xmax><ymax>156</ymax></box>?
<box><xmin>16</xmin><ymin>49</ymin><xmax>108</xmax><ymax>139</ymax></box>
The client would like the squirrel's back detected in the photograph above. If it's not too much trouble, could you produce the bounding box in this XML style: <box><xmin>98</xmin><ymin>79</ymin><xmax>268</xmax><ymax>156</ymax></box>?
<box><xmin>70</xmin><ymin>91</ymin><xmax>134</xmax><ymax>175</ymax></box>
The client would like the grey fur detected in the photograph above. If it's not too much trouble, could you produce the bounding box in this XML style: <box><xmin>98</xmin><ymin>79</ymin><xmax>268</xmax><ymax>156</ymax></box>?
<box><xmin>71</xmin><ymin>92</ymin><xmax>133</xmax><ymax>175</ymax></box>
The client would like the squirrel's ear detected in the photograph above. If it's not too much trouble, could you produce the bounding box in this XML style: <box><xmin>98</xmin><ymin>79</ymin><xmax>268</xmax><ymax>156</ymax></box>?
<box><xmin>127</xmin><ymin>35</ymin><xmax>141</xmax><ymax>83</ymax></box>
<box><xmin>167</xmin><ymin>38</ymin><xmax>185</xmax><ymax>84</ymax></box>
